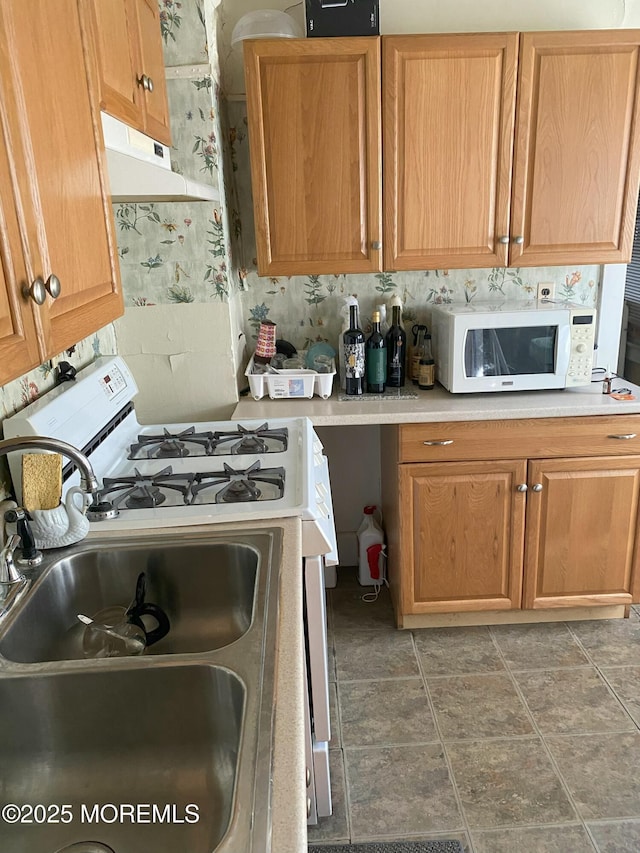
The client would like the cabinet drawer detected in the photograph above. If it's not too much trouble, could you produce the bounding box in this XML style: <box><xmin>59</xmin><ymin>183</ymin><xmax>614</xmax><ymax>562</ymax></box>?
<box><xmin>398</xmin><ymin>416</ymin><xmax>640</xmax><ymax>463</ymax></box>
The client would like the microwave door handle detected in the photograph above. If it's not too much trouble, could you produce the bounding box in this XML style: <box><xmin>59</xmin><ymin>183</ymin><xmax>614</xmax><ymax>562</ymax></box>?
<box><xmin>557</xmin><ymin>324</ymin><xmax>571</xmax><ymax>377</ymax></box>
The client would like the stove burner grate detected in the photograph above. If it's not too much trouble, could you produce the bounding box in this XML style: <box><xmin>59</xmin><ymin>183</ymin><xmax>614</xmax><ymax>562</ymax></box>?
<box><xmin>129</xmin><ymin>427</ymin><xmax>212</xmax><ymax>460</ymax></box>
<box><xmin>97</xmin><ymin>466</ymin><xmax>194</xmax><ymax>510</ymax></box>
<box><xmin>191</xmin><ymin>460</ymin><xmax>285</xmax><ymax>504</ymax></box>
<box><xmin>211</xmin><ymin>422</ymin><xmax>288</xmax><ymax>455</ymax></box>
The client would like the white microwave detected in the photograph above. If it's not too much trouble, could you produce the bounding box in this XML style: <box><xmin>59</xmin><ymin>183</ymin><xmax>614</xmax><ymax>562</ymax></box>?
<box><xmin>431</xmin><ymin>300</ymin><xmax>597</xmax><ymax>393</ymax></box>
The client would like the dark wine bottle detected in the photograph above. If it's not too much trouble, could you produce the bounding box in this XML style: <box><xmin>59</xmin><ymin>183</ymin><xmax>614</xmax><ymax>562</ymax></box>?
<box><xmin>366</xmin><ymin>310</ymin><xmax>386</xmax><ymax>393</ymax></box>
<box><xmin>418</xmin><ymin>333</ymin><xmax>435</xmax><ymax>390</ymax></box>
<box><xmin>385</xmin><ymin>304</ymin><xmax>406</xmax><ymax>387</ymax></box>
<box><xmin>343</xmin><ymin>304</ymin><xmax>365</xmax><ymax>396</ymax></box>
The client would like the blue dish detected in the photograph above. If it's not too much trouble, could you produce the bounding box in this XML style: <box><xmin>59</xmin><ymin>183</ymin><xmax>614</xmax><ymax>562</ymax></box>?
<box><xmin>305</xmin><ymin>342</ymin><xmax>336</xmax><ymax>369</ymax></box>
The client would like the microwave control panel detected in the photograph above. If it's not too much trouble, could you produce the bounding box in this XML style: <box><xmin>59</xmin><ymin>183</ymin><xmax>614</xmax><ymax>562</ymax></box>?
<box><xmin>567</xmin><ymin>309</ymin><xmax>597</xmax><ymax>386</ymax></box>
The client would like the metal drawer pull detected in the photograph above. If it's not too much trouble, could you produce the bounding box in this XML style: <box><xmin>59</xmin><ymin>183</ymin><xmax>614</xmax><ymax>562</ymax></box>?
<box><xmin>306</xmin><ymin>766</ymin><xmax>311</xmax><ymax>788</ymax></box>
<box><xmin>307</xmin><ymin>797</ymin><xmax>312</xmax><ymax>818</ymax></box>
<box><xmin>422</xmin><ymin>440</ymin><xmax>454</xmax><ymax>446</ymax></box>
<box><xmin>532</xmin><ymin>483</ymin><xmax>543</xmax><ymax>492</ymax></box>
<box><xmin>371</xmin><ymin>240</ymin><xmax>382</xmax><ymax>250</ymax></box>
<box><xmin>608</xmin><ymin>433</ymin><xmax>637</xmax><ymax>440</ymax></box>
<box><xmin>45</xmin><ymin>273</ymin><xmax>61</xmax><ymax>299</ymax></box>
<box><xmin>513</xmin><ymin>235</ymin><xmax>524</xmax><ymax>244</ymax></box>
<box><xmin>23</xmin><ymin>277</ymin><xmax>46</xmax><ymax>305</ymax></box>
<box><xmin>498</xmin><ymin>236</ymin><xmax>510</xmax><ymax>244</ymax></box>
<box><xmin>516</xmin><ymin>484</ymin><xmax>528</xmax><ymax>492</ymax></box>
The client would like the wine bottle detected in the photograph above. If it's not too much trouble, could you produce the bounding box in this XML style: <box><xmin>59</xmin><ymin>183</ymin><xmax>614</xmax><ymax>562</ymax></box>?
<box><xmin>385</xmin><ymin>304</ymin><xmax>406</xmax><ymax>387</ymax></box>
<box><xmin>343</xmin><ymin>304</ymin><xmax>365</xmax><ymax>395</ymax></box>
<box><xmin>366</xmin><ymin>310</ymin><xmax>386</xmax><ymax>393</ymax></box>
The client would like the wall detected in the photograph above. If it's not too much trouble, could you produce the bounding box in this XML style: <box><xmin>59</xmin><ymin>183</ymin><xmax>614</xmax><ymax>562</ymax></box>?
<box><xmin>113</xmin><ymin>0</ymin><xmax>241</xmax><ymax>423</ymax></box>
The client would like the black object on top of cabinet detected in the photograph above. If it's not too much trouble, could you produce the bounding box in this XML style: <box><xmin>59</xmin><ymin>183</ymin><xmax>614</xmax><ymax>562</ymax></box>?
<box><xmin>305</xmin><ymin>0</ymin><xmax>379</xmax><ymax>37</ymax></box>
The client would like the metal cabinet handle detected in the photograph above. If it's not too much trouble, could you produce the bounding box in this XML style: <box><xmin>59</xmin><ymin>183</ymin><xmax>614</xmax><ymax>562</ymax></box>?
<box><xmin>608</xmin><ymin>433</ymin><xmax>637</xmax><ymax>440</ymax></box>
<box><xmin>513</xmin><ymin>236</ymin><xmax>524</xmax><ymax>245</ymax></box>
<box><xmin>306</xmin><ymin>797</ymin><xmax>312</xmax><ymax>818</ymax></box>
<box><xmin>516</xmin><ymin>484</ymin><xmax>528</xmax><ymax>492</ymax></box>
<box><xmin>23</xmin><ymin>277</ymin><xmax>46</xmax><ymax>305</ymax></box>
<box><xmin>45</xmin><ymin>273</ymin><xmax>61</xmax><ymax>299</ymax></box>
<box><xmin>371</xmin><ymin>240</ymin><xmax>382</xmax><ymax>250</ymax></box>
<box><xmin>498</xmin><ymin>236</ymin><xmax>510</xmax><ymax>244</ymax></box>
<box><xmin>422</xmin><ymin>440</ymin><xmax>454</xmax><ymax>446</ymax></box>
<box><xmin>532</xmin><ymin>483</ymin><xmax>543</xmax><ymax>492</ymax></box>
<box><xmin>137</xmin><ymin>74</ymin><xmax>154</xmax><ymax>92</ymax></box>
<box><xmin>306</xmin><ymin>767</ymin><xmax>311</xmax><ymax>788</ymax></box>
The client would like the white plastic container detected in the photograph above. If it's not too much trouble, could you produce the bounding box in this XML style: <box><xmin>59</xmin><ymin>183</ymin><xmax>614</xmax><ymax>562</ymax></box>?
<box><xmin>245</xmin><ymin>356</ymin><xmax>335</xmax><ymax>400</ymax></box>
<box><xmin>357</xmin><ymin>505</ymin><xmax>386</xmax><ymax>586</ymax></box>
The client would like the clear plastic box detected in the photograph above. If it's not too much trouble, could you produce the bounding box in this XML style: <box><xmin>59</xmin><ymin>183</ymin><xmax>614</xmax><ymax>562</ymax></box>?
<box><xmin>245</xmin><ymin>356</ymin><xmax>335</xmax><ymax>401</ymax></box>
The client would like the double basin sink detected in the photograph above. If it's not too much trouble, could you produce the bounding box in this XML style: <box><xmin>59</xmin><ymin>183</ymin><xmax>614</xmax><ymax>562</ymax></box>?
<box><xmin>0</xmin><ymin>528</ymin><xmax>282</xmax><ymax>853</ymax></box>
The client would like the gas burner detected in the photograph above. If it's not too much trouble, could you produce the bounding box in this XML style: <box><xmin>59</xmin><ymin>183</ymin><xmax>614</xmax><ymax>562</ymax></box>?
<box><xmin>97</xmin><ymin>467</ymin><xmax>194</xmax><ymax>511</ymax></box>
<box><xmin>129</xmin><ymin>427</ymin><xmax>212</xmax><ymax>460</ymax></box>
<box><xmin>211</xmin><ymin>422</ymin><xmax>288</xmax><ymax>455</ymax></box>
<box><xmin>191</xmin><ymin>461</ymin><xmax>286</xmax><ymax>504</ymax></box>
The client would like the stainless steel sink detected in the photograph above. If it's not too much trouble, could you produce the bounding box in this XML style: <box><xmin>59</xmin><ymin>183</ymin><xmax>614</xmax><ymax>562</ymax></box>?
<box><xmin>0</xmin><ymin>528</ymin><xmax>282</xmax><ymax>853</ymax></box>
<box><xmin>0</xmin><ymin>665</ymin><xmax>243</xmax><ymax>853</ymax></box>
<box><xmin>0</xmin><ymin>538</ymin><xmax>259</xmax><ymax>663</ymax></box>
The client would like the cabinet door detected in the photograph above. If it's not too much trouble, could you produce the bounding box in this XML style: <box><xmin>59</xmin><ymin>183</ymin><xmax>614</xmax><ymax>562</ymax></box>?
<box><xmin>244</xmin><ymin>38</ymin><xmax>382</xmax><ymax>276</ymax></box>
<box><xmin>511</xmin><ymin>30</ymin><xmax>640</xmax><ymax>266</ymax></box>
<box><xmin>523</xmin><ymin>457</ymin><xmax>640</xmax><ymax>608</ymax></box>
<box><xmin>383</xmin><ymin>33</ymin><xmax>518</xmax><ymax>271</ymax></box>
<box><xmin>92</xmin><ymin>0</ymin><xmax>143</xmax><ymax>130</ymax></box>
<box><xmin>399</xmin><ymin>460</ymin><xmax>526</xmax><ymax>614</ymax></box>
<box><xmin>0</xmin><ymin>0</ymin><xmax>123</xmax><ymax>362</ymax></box>
<box><xmin>135</xmin><ymin>0</ymin><xmax>171</xmax><ymax>145</ymax></box>
<box><xmin>0</xmin><ymin>124</ymin><xmax>41</xmax><ymax>385</ymax></box>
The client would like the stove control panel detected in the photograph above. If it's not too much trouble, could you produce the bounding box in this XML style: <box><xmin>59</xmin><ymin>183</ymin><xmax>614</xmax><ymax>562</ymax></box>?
<box><xmin>99</xmin><ymin>364</ymin><xmax>129</xmax><ymax>399</ymax></box>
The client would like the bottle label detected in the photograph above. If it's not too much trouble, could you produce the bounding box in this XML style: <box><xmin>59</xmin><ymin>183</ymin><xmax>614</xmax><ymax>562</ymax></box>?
<box><xmin>345</xmin><ymin>343</ymin><xmax>365</xmax><ymax>378</ymax></box>
<box><xmin>366</xmin><ymin>348</ymin><xmax>386</xmax><ymax>385</ymax></box>
<box><xmin>419</xmin><ymin>361</ymin><xmax>435</xmax><ymax>388</ymax></box>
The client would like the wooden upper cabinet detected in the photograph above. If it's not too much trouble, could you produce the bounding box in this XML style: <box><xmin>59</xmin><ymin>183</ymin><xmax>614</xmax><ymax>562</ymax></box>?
<box><xmin>523</xmin><ymin>456</ymin><xmax>640</xmax><ymax>608</ymax></box>
<box><xmin>0</xmin><ymin>0</ymin><xmax>123</xmax><ymax>379</ymax></box>
<box><xmin>92</xmin><ymin>0</ymin><xmax>171</xmax><ymax>146</ymax></box>
<box><xmin>383</xmin><ymin>33</ymin><xmax>518</xmax><ymax>271</ymax></box>
<box><xmin>511</xmin><ymin>30</ymin><xmax>640</xmax><ymax>266</ymax></box>
<box><xmin>244</xmin><ymin>37</ymin><xmax>382</xmax><ymax>276</ymax></box>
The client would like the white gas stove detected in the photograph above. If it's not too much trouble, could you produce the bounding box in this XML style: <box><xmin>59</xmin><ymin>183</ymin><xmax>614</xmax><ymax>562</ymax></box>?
<box><xmin>3</xmin><ymin>356</ymin><xmax>337</xmax><ymax>823</ymax></box>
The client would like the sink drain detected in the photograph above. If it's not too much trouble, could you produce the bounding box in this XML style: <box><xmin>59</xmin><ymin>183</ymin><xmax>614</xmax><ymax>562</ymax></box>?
<box><xmin>54</xmin><ymin>844</ymin><xmax>115</xmax><ymax>853</ymax></box>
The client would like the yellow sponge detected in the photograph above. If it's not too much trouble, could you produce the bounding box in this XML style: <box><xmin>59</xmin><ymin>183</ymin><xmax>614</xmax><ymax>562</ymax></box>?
<box><xmin>21</xmin><ymin>453</ymin><xmax>62</xmax><ymax>511</ymax></box>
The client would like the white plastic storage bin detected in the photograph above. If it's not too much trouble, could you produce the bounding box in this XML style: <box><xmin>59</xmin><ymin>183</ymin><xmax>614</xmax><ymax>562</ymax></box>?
<box><xmin>245</xmin><ymin>356</ymin><xmax>335</xmax><ymax>400</ymax></box>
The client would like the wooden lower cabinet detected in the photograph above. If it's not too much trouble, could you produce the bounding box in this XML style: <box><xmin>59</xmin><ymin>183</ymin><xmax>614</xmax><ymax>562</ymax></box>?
<box><xmin>382</xmin><ymin>420</ymin><xmax>640</xmax><ymax>623</ymax></box>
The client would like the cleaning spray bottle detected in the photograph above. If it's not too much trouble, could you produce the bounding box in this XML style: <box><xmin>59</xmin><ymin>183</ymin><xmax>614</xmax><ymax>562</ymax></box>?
<box><xmin>339</xmin><ymin>295</ymin><xmax>360</xmax><ymax>391</ymax></box>
<box><xmin>357</xmin><ymin>505</ymin><xmax>386</xmax><ymax>586</ymax></box>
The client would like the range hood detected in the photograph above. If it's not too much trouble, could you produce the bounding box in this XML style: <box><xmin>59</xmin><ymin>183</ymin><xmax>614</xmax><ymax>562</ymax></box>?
<box><xmin>102</xmin><ymin>113</ymin><xmax>219</xmax><ymax>203</ymax></box>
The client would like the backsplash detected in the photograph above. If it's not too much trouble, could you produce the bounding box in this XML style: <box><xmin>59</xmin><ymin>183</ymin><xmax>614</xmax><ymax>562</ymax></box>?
<box><xmin>225</xmin><ymin>100</ymin><xmax>601</xmax><ymax>357</ymax></box>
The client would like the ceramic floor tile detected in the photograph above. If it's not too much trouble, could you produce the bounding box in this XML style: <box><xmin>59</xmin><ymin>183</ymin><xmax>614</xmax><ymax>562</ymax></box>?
<box><xmin>588</xmin><ymin>819</ymin><xmax>640</xmax><ymax>852</ymax></box>
<box><xmin>471</xmin><ymin>824</ymin><xmax>597</xmax><ymax>853</ymax></box>
<box><xmin>513</xmin><ymin>668</ymin><xmax>635</xmax><ymax>734</ymax></box>
<box><xmin>491</xmin><ymin>623</ymin><xmax>590</xmax><ymax>670</ymax></box>
<box><xmin>446</xmin><ymin>737</ymin><xmax>576</xmax><ymax>828</ymax></box>
<box><xmin>334</xmin><ymin>628</ymin><xmax>420</xmax><ymax>680</ymax></box>
<box><xmin>344</xmin><ymin>743</ymin><xmax>463</xmax><ymax>838</ymax></box>
<box><xmin>546</xmin><ymin>732</ymin><xmax>640</xmax><ymax>819</ymax></box>
<box><xmin>331</xmin><ymin>587</ymin><xmax>396</xmax><ymax>633</ymax></box>
<box><xmin>569</xmin><ymin>618</ymin><xmax>640</xmax><ymax>666</ymax></box>
<box><xmin>329</xmin><ymin>682</ymin><xmax>341</xmax><ymax>748</ymax></box>
<box><xmin>428</xmin><ymin>673</ymin><xmax>534</xmax><ymax>740</ymax></box>
<box><xmin>307</xmin><ymin>749</ymin><xmax>349</xmax><ymax>844</ymax></box>
<box><xmin>600</xmin><ymin>666</ymin><xmax>640</xmax><ymax>726</ymax></box>
<box><xmin>338</xmin><ymin>678</ymin><xmax>437</xmax><ymax>747</ymax></box>
<box><xmin>413</xmin><ymin>627</ymin><xmax>505</xmax><ymax>676</ymax></box>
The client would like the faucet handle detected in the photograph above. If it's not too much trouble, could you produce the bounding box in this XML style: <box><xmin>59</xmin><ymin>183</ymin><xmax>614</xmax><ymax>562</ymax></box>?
<box><xmin>4</xmin><ymin>509</ymin><xmax>43</xmax><ymax>567</ymax></box>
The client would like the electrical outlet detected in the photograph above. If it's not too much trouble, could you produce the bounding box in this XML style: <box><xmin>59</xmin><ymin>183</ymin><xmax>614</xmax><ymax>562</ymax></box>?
<box><xmin>537</xmin><ymin>282</ymin><xmax>555</xmax><ymax>301</ymax></box>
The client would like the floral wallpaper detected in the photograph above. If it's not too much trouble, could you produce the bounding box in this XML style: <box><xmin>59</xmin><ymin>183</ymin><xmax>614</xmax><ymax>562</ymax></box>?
<box><xmin>224</xmin><ymin>99</ymin><xmax>601</xmax><ymax>356</ymax></box>
<box><xmin>113</xmin><ymin>1</ymin><xmax>234</xmax><ymax>308</ymax></box>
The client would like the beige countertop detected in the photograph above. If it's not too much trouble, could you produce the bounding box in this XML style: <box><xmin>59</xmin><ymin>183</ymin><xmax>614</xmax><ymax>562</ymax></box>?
<box><xmin>233</xmin><ymin>379</ymin><xmax>640</xmax><ymax>426</ymax></box>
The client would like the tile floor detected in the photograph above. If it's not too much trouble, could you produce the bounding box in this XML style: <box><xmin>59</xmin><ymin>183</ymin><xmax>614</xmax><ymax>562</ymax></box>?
<box><xmin>307</xmin><ymin>569</ymin><xmax>640</xmax><ymax>852</ymax></box>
